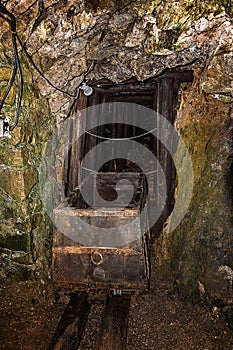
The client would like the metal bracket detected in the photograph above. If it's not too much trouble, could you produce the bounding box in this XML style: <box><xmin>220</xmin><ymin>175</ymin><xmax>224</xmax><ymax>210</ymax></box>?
<box><xmin>0</xmin><ymin>116</ymin><xmax>11</xmax><ymax>138</ymax></box>
<box><xmin>113</xmin><ymin>289</ymin><xmax>122</xmax><ymax>296</ymax></box>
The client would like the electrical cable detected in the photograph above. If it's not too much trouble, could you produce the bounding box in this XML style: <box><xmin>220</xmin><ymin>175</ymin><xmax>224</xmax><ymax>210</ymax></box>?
<box><xmin>10</xmin><ymin>33</ymin><xmax>23</xmax><ymax>130</ymax></box>
<box><xmin>0</xmin><ymin>2</ymin><xmax>16</xmax><ymax>29</ymax></box>
<box><xmin>0</xmin><ymin>2</ymin><xmax>22</xmax><ymax>130</ymax></box>
<box><xmin>0</xmin><ymin>1</ymin><xmax>78</xmax><ymax>133</ymax></box>
<box><xmin>0</xmin><ymin>61</ymin><xmax>17</xmax><ymax>112</ymax></box>
<box><xmin>0</xmin><ymin>1</ymin><xmax>97</xmax><ymax>132</ymax></box>
<box><xmin>16</xmin><ymin>34</ymin><xmax>76</xmax><ymax>98</ymax></box>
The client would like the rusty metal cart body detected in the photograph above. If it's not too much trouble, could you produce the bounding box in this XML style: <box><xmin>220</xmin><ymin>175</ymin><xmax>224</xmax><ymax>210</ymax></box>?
<box><xmin>52</xmin><ymin>172</ymin><xmax>150</xmax><ymax>293</ymax></box>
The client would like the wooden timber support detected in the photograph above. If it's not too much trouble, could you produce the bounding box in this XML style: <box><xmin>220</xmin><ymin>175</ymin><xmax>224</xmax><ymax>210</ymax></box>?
<box><xmin>98</xmin><ymin>294</ymin><xmax>131</xmax><ymax>350</ymax></box>
<box><xmin>49</xmin><ymin>70</ymin><xmax>194</xmax><ymax>349</ymax></box>
<box><xmin>47</xmin><ymin>292</ymin><xmax>91</xmax><ymax>350</ymax></box>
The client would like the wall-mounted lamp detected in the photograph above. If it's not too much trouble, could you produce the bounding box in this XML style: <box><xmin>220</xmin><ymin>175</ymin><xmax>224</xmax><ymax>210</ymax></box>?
<box><xmin>80</xmin><ymin>82</ymin><xmax>93</xmax><ymax>96</ymax></box>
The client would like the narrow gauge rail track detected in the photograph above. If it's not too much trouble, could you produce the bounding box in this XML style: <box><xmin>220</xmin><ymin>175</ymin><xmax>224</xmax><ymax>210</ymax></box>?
<box><xmin>47</xmin><ymin>292</ymin><xmax>131</xmax><ymax>350</ymax></box>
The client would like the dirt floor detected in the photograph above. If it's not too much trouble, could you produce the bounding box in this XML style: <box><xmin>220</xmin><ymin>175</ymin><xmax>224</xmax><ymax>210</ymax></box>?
<box><xmin>0</xmin><ymin>257</ymin><xmax>232</xmax><ymax>350</ymax></box>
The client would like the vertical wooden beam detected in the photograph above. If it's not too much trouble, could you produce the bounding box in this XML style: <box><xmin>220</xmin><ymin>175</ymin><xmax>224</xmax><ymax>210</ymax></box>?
<box><xmin>154</xmin><ymin>77</ymin><xmax>177</xmax><ymax>235</ymax></box>
<box><xmin>47</xmin><ymin>292</ymin><xmax>91</xmax><ymax>350</ymax></box>
<box><xmin>63</xmin><ymin>115</ymin><xmax>73</xmax><ymax>197</ymax></box>
<box><xmin>80</xmin><ymin>90</ymin><xmax>101</xmax><ymax>181</ymax></box>
<box><xmin>71</xmin><ymin>94</ymin><xmax>87</xmax><ymax>190</ymax></box>
<box><xmin>98</xmin><ymin>294</ymin><xmax>131</xmax><ymax>350</ymax></box>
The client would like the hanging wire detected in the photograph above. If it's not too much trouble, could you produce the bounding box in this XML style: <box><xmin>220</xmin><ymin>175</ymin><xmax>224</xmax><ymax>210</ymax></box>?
<box><xmin>0</xmin><ymin>61</ymin><xmax>17</xmax><ymax>111</ymax></box>
<box><xmin>0</xmin><ymin>2</ymin><xmax>16</xmax><ymax>26</ymax></box>
<box><xmin>81</xmin><ymin>125</ymin><xmax>159</xmax><ymax>175</ymax></box>
<box><xmin>16</xmin><ymin>34</ymin><xmax>76</xmax><ymax>98</ymax></box>
<box><xmin>80</xmin><ymin>165</ymin><xmax>158</xmax><ymax>175</ymax></box>
<box><xmin>0</xmin><ymin>2</ymin><xmax>22</xmax><ymax>130</ymax></box>
<box><xmin>10</xmin><ymin>32</ymin><xmax>23</xmax><ymax>130</ymax></box>
<box><xmin>85</xmin><ymin>126</ymin><xmax>158</xmax><ymax>141</ymax></box>
<box><xmin>16</xmin><ymin>38</ymin><xmax>95</xmax><ymax>99</ymax></box>
<box><xmin>0</xmin><ymin>1</ymin><xmax>81</xmax><ymax>132</ymax></box>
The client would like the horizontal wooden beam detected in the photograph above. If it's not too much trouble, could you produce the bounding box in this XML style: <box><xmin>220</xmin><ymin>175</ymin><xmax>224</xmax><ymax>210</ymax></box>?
<box><xmin>92</xmin><ymin>70</ymin><xmax>193</xmax><ymax>94</ymax></box>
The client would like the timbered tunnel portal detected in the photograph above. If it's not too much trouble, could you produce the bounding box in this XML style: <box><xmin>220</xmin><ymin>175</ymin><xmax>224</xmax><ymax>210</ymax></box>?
<box><xmin>62</xmin><ymin>70</ymin><xmax>194</xmax><ymax>237</ymax></box>
<box><xmin>47</xmin><ymin>71</ymin><xmax>194</xmax><ymax>350</ymax></box>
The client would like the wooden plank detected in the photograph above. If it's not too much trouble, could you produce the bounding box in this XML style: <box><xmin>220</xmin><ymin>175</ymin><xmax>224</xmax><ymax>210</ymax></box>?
<box><xmin>53</xmin><ymin>246</ymin><xmax>141</xmax><ymax>254</ymax></box>
<box><xmin>47</xmin><ymin>292</ymin><xmax>91</xmax><ymax>350</ymax></box>
<box><xmin>80</xmin><ymin>90</ymin><xmax>101</xmax><ymax>181</ymax></box>
<box><xmin>98</xmin><ymin>294</ymin><xmax>131</xmax><ymax>350</ymax></box>
<box><xmin>54</xmin><ymin>206</ymin><xmax>141</xmax><ymax>217</ymax></box>
<box><xmin>63</xmin><ymin>114</ymin><xmax>73</xmax><ymax>197</ymax></box>
<box><xmin>70</xmin><ymin>94</ymin><xmax>87</xmax><ymax>192</ymax></box>
<box><xmin>152</xmin><ymin>77</ymin><xmax>177</xmax><ymax>236</ymax></box>
<box><xmin>92</xmin><ymin>70</ymin><xmax>193</xmax><ymax>92</ymax></box>
<box><xmin>111</xmin><ymin>95</ymin><xmax>154</xmax><ymax>102</ymax></box>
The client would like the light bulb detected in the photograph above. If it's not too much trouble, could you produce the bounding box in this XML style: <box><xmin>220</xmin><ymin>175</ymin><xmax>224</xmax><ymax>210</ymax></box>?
<box><xmin>81</xmin><ymin>82</ymin><xmax>93</xmax><ymax>96</ymax></box>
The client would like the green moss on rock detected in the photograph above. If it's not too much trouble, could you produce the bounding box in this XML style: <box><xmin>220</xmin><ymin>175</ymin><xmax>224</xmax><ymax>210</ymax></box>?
<box><xmin>164</xmin><ymin>76</ymin><xmax>233</xmax><ymax>304</ymax></box>
<box><xmin>136</xmin><ymin>0</ymin><xmax>227</xmax><ymax>27</ymax></box>
<box><xmin>0</xmin><ymin>49</ymin><xmax>55</xmax><ymax>281</ymax></box>
<box><xmin>0</xmin><ymin>230</ymin><xmax>30</xmax><ymax>252</ymax></box>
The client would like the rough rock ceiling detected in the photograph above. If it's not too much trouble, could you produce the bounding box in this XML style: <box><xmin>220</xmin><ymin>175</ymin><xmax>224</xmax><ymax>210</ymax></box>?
<box><xmin>0</xmin><ymin>0</ymin><xmax>232</xmax><ymax>118</ymax></box>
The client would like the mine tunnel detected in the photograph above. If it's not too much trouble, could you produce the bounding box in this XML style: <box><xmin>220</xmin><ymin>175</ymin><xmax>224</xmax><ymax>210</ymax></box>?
<box><xmin>47</xmin><ymin>71</ymin><xmax>194</xmax><ymax>349</ymax></box>
<box><xmin>51</xmin><ymin>72</ymin><xmax>192</xmax><ymax>287</ymax></box>
<box><xmin>0</xmin><ymin>1</ymin><xmax>233</xmax><ymax>350</ymax></box>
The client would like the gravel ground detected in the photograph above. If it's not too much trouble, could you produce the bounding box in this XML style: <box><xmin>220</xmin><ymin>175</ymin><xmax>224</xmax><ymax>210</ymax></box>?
<box><xmin>0</xmin><ymin>258</ymin><xmax>232</xmax><ymax>350</ymax></box>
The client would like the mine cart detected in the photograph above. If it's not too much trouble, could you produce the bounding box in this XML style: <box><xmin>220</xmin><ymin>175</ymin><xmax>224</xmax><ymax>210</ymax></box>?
<box><xmin>52</xmin><ymin>172</ymin><xmax>150</xmax><ymax>293</ymax></box>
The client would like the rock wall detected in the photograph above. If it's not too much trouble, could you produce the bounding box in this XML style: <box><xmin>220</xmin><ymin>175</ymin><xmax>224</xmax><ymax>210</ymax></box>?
<box><xmin>157</xmin><ymin>71</ymin><xmax>233</xmax><ymax>303</ymax></box>
<box><xmin>0</xmin><ymin>0</ymin><xmax>232</xmax><ymax>312</ymax></box>
<box><xmin>0</xmin><ymin>60</ymin><xmax>55</xmax><ymax>281</ymax></box>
